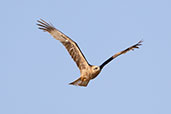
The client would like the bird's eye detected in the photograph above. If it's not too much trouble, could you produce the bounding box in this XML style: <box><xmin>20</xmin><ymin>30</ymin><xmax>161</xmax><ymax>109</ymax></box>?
<box><xmin>94</xmin><ymin>67</ymin><xmax>98</xmax><ymax>70</ymax></box>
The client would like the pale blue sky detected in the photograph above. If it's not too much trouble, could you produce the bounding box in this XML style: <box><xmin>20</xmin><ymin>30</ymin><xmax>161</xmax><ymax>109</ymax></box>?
<box><xmin>1</xmin><ymin>0</ymin><xmax>171</xmax><ymax>114</ymax></box>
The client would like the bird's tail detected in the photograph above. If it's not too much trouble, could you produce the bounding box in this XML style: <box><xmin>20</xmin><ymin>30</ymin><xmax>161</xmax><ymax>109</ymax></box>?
<box><xmin>69</xmin><ymin>77</ymin><xmax>89</xmax><ymax>87</ymax></box>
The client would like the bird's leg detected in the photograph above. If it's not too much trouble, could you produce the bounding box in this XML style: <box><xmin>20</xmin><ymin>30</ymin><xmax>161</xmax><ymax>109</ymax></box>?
<box><xmin>77</xmin><ymin>77</ymin><xmax>85</xmax><ymax>86</ymax></box>
<box><xmin>81</xmin><ymin>77</ymin><xmax>87</xmax><ymax>82</ymax></box>
<box><xmin>78</xmin><ymin>77</ymin><xmax>89</xmax><ymax>86</ymax></box>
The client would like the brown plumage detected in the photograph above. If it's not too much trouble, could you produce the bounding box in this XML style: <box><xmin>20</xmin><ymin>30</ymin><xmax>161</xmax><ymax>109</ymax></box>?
<box><xmin>37</xmin><ymin>19</ymin><xmax>89</xmax><ymax>70</ymax></box>
<box><xmin>37</xmin><ymin>19</ymin><xmax>143</xmax><ymax>87</ymax></box>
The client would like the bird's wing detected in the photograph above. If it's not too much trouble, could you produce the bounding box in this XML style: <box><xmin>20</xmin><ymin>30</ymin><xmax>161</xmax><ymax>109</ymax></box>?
<box><xmin>37</xmin><ymin>19</ymin><xmax>90</xmax><ymax>70</ymax></box>
<box><xmin>100</xmin><ymin>40</ymin><xmax>143</xmax><ymax>69</ymax></box>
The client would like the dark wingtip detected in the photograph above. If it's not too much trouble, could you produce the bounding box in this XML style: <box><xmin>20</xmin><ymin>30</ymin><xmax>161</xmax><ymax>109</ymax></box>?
<box><xmin>36</xmin><ymin>18</ymin><xmax>55</xmax><ymax>32</ymax></box>
<box><xmin>133</xmin><ymin>40</ymin><xmax>143</xmax><ymax>49</ymax></box>
<box><xmin>138</xmin><ymin>39</ymin><xmax>143</xmax><ymax>45</ymax></box>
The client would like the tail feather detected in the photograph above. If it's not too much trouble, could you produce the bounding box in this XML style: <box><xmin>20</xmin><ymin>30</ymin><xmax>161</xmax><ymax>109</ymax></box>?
<box><xmin>69</xmin><ymin>77</ymin><xmax>81</xmax><ymax>85</ymax></box>
<box><xmin>69</xmin><ymin>77</ymin><xmax>90</xmax><ymax>87</ymax></box>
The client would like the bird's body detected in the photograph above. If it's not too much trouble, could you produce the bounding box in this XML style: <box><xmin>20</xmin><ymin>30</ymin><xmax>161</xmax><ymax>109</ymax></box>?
<box><xmin>37</xmin><ymin>19</ymin><xmax>142</xmax><ymax>87</ymax></box>
<box><xmin>70</xmin><ymin>65</ymin><xmax>101</xmax><ymax>86</ymax></box>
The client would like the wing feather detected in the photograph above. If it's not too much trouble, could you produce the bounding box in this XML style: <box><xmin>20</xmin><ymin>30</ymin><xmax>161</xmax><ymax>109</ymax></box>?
<box><xmin>100</xmin><ymin>40</ymin><xmax>143</xmax><ymax>69</ymax></box>
<box><xmin>112</xmin><ymin>40</ymin><xmax>143</xmax><ymax>59</ymax></box>
<box><xmin>37</xmin><ymin>19</ymin><xmax>90</xmax><ymax>70</ymax></box>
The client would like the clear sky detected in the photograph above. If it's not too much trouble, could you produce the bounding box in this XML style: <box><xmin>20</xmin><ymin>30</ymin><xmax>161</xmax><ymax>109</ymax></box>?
<box><xmin>1</xmin><ymin>0</ymin><xmax>171</xmax><ymax>114</ymax></box>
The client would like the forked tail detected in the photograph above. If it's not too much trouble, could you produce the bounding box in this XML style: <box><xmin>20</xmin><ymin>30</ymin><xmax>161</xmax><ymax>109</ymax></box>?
<box><xmin>69</xmin><ymin>77</ymin><xmax>90</xmax><ymax>87</ymax></box>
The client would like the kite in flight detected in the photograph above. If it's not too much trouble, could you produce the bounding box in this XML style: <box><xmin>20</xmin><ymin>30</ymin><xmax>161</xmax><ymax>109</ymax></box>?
<box><xmin>37</xmin><ymin>19</ymin><xmax>143</xmax><ymax>87</ymax></box>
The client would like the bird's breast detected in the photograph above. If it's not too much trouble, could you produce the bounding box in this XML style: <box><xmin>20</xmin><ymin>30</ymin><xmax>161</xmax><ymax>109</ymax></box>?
<box><xmin>90</xmin><ymin>71</ymin><xmax>101</xmax><ymax>79</ymax></box>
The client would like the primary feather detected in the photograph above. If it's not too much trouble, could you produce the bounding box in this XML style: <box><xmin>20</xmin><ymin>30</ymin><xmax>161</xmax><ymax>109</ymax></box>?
<box><xmin>37</xmin><ymin>19</ymin><xmax>90</xmax><ymax>70</ymax></box>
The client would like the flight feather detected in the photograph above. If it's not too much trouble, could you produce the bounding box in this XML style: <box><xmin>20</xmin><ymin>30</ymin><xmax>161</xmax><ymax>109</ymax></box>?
<box><xmin>37</xmin><ymin>19</ymin><xmax>90</xmax><ymax>70</ymax></box>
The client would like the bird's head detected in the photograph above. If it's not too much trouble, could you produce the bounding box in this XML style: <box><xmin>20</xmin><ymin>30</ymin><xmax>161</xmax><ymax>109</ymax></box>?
<box><xmin>91</xmin><ymin>65</ymin><xmax>101</xmax><ymax>78</ymax></box>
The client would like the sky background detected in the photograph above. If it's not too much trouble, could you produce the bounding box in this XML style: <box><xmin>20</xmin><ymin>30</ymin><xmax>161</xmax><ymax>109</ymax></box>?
<box><xmin>1</xmin><ymin>0</ymin><xmax>171</xmax><ymax>114</ymax></box>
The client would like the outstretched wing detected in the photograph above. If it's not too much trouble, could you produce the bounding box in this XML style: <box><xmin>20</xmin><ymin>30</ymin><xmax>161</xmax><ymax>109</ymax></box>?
<box><xmin>100</xmin><ymin>40</ymin><xmax>143</xmax><ymax>69</ymax></box>
<box><xmin>37</xmin><ymin>19</ymin><xmax>90</xmax><ymax>70</ymax></box>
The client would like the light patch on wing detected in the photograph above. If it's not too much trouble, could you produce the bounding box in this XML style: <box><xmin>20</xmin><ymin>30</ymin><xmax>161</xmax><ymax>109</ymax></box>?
<box><xmin>50</xmin><ymin>30</ymin><xmax>66</xmax><ymax>42</ymax></box>
<box><xmin>37</xmin><ymin>19</ymin><xmax>90</xmax><ymax>72</ymax></box>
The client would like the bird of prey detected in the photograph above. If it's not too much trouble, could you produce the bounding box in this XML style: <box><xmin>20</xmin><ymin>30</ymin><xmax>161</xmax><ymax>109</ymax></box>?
<box><xmin>37</xmin><ymin>19</ymin><xmax>143</xmax><ymax>87</ymax></box>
